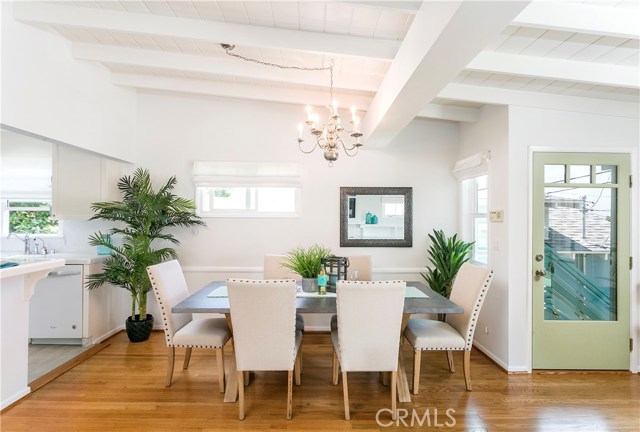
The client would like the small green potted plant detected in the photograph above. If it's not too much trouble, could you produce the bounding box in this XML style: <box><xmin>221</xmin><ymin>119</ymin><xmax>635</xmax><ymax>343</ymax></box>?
<box><xmin>282</xmin><ymin>244</ymin><xmax>331</xmax><ymax>292</ymax></box>
<box><xmin>421</xmin><ymin>229</ymin><xmax>474</xmax><ymax>301</ymax></box>
<box><xmin>86</xmin><ymin>168</ymin><xmax>205</xmax><ymax>342</ymax></box>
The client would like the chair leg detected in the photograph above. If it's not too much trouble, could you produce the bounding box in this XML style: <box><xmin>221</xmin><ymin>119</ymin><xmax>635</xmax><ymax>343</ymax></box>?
<box><xmin>342</xmin><ymin>371</ymin><xmax>350</xmax><ymax>421</ymax></box>
<box><xmin>166</xmin><ymin>347</ymin><xmax>175</xmax><ymax>387</ymax></box>
<box><xmin>183</xmin><ymin>347</ymin><xmax>192</xmax><ymax>369</ymax></box>
<box><xmin>237</xmin><ymin>371</ymin><xmax>245</xmax><ymax>420</ymax></box>
<box><xmin>332</xmin><ymin>350</ymin><xmax>339</xmax><ymax>385</ymax></box>
<box><xmin>391</xmin><ymin>370</ymin><xmax>397</xmax><ymax>421</ymax></box>
<box><xmin>463</xmin><ymin>350</ymin><xmax>472</xmax><ymax>391</ymax></box>
<box><xmin>446</xmin><ymin>350</ymin><xmax>455</xmax><ymax>372</ymax></box>
<box><xmin>412</xmin><ymin>349</ymin><xmax>421</xmax><ymax>395</ymax></box>
<box><xmin>287</xmin><ymin>370</ymin><xmax>293</xmax><ymax>420</ymax></box>
<box><xmin>294</xmin><ymin>351</ymin><xmax>301</xmax><ymax>386</ymax></box>
<box><xmin>243</xmin><ymin>371</ymin><xmax>250</xmax><ymax>386</ymax></box>
<box><xmin>216</xmin><ymin>347</ymin><xmax>225</xmax><ymax>393</ymax></box>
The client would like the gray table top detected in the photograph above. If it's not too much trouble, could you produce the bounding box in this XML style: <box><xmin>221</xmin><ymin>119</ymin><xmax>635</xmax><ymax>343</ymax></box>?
<box><xmin>172</xmin><ymin>280</ymin><xmax>463</xmax><ymax>315</ymax></box>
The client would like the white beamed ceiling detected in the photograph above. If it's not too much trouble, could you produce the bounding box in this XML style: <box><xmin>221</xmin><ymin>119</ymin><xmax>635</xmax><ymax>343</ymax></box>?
<box><xmin>13</xmin><ymin>0</ymin><xmax>639</xmax><ymax>146</ymax></box>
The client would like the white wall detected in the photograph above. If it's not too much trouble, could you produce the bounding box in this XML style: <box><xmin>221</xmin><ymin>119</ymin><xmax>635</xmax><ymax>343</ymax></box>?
<box><xmin>0</xmin><ymin>2</ymin><xmax>136</xmax><ymax>162</ymax></box>
<box><xmin>458</xmin><ymin>105</ymin><xmax>511</xmax><ymax>369</ymax></box>
<box><xmin>135</xmin><ymin>92</ymin><xmax>460</xmax><ymax>271</ymax></box>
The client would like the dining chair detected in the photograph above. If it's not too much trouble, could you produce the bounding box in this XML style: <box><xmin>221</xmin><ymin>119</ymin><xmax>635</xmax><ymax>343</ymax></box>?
<box><xmin>146</xmin><ymin>260</ymin><xmax>232</xmax><ymax>391</ymax></box>
<box><xmin>403</xmin><ymin>263</ymin><xmax>493</xmax><ymax>393</ymax></box>
<box><xmin>331</xmin><ymin>280</ymin><xmax>405</xmax><ymax>420</ymax></box>
<box><xmin>346</xmin><ymin>255</ymin><xmax>372</xmax><ymax>281</ymax></box>
<box><xmin>227</xmin><ymin>279</ymin><xmax>302</xmax><ymax>420</ymax></box>
<box><xmin>263</xmin><ymin>254</ymin><xmax>305</xmax><ymax>332</ymax></box>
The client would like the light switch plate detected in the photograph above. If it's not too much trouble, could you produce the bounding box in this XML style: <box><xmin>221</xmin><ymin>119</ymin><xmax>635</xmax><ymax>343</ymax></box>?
<box><xmin>489</xmin><ymin>210</ymin><xmax>504</xmax><ymax>222</ymax></box>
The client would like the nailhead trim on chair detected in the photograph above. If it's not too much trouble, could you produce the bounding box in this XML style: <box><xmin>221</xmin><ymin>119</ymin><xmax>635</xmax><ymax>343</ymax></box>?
<box><xmin>148</xmin><ymin>270</ymin><xmax>229</xmax><ymax>349</ymax></box>
<box><xmin>227</xmin><ymin>278</ymin><xmax>300</xmax><ymax>361</ymax></box>
<box><xmin>408</xmin><ymin>270</ymin><xmax>494</xmax><ymax>352</ymax></box>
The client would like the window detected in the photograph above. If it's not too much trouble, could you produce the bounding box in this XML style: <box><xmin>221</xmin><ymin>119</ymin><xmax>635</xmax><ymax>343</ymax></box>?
<box><xmin>453</xmin><ymin>151</ymin><xmax>490</xmax><ymax>265</ymax></box>
<box><xmin>193</xmin><ymin>162</ymin><xmax>301</xmax><ymax>218</ymax></box>
<box><xmin>2</xmin><ymin>199</ymin><xmax>60</xmax><ymax>236</ymax></box>
<box><xmin>382</xmin><ymin>196</ymin><xmax>405</xmax><ymax>217</ymax></box>
<box><xmin>461</xmin><ymin>175</ymin><xmax>488</xmax><ymax>264</ymax></box>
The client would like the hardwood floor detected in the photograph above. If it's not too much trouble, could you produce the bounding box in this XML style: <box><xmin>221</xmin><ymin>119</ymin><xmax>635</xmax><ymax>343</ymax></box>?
<box><xmin>2</xmin><ymin>330</ymin><xmax>638</xmax><ymax>431</ymax></box>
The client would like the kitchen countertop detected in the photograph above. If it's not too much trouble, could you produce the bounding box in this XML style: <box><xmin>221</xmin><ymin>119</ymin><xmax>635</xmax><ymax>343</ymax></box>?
<box><xmin>0</xmin><ymin>253</ymin><xmax>109</xmax><ymax>266</ymax></box>
<box><xmin>0</xmin><ymin>257</ymin><xmax>66</xmax><ymax>279</ymax></box>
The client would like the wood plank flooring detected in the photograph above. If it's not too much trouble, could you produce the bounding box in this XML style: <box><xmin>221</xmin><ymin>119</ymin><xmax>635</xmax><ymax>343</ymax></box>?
<box><xmin>2</xmin><ymin>330</ymin><xmax>638</xmax><ymax>431</ymax></box>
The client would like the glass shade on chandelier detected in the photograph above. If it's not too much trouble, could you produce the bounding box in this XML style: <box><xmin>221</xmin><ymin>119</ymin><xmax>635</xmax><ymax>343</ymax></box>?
<box><xmin>297</xmin><ymin>102</ymin><xmax>363</xmax><ymax>167</ymax></box>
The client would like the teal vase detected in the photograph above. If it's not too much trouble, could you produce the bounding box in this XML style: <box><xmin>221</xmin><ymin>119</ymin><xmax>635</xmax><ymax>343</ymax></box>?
<box><xmin>365</xmin><ymin>212</ymin><xmax>373</xmax><ymax>224</ymax></box>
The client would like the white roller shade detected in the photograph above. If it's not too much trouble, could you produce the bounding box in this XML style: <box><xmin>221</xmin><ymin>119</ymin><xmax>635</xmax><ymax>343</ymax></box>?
<box><xmin>193</xmin><ymin>161</ymin><xmax>301</xmax><ymax>187</ymax></box>
<box><xmin>452</xmin><ymin>151</ymin><xmax>490</xmax><ymax>180</ymax></box>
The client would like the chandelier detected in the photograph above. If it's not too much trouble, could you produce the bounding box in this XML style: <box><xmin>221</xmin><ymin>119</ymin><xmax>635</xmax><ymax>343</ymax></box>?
<box><xmin>222</xmin><ymin>44</ymin><xmax>363</xmax><ymax>167</ymax></box>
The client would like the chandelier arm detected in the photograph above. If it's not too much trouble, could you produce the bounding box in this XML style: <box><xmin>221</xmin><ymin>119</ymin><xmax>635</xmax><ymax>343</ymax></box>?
<box><xmin>340</xmin><ymin>140</ymin><xmax>361</xmax><ymax>157</ymax></box>
<box><xmin>298</xmin><ymin>140</ymin><xmax>319</xmax><ymax>154</ymax></box>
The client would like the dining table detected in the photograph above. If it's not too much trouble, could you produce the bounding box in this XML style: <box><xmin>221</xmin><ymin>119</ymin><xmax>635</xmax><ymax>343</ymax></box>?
<box><xmin>172</xmin><ymin>280</ymin><xmax>463</xmax><ymax>404</ymax></box>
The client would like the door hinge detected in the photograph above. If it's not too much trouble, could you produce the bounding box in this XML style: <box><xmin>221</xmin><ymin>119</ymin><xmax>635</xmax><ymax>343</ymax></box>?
<box><xmin>631</xmin><ymin>338</ymin><xmax>634</xmax><ymax>352</ymax></box>
<box><xmin>630</xmin><ymin>257</ymin><xmax>633</xmax><ymax>270</ymax></box>
<box><xmin>630</xmin><ymin>175</ymin><xmax>633</xmax><ymax>188</ymax></box>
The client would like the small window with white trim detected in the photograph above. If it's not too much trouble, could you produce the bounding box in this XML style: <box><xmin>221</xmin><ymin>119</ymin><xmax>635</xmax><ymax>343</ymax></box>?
<box><xmin>194</xmin><ymin>162</ymin><xmax>301</xmax><ymax>218</ymax></box>
<box><xmin>1</xmin><ymin>199</ymin><xmax>61</xmax><ymax>236</ymax></box>
<box><xmin>453</xmin><ymin>151</ymin><xmax>490</xmax><ymax>265</ymax></box>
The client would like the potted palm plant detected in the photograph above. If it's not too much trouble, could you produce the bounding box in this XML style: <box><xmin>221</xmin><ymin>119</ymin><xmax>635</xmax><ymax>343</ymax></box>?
<box><xmin>86</xmin><ymin>168</ymin><xmax>205</xmax><ymax>342</ymax></box>
<box><xmin>421</xmin><ymin>229</ymin><xmax>474</xmax><ymax>300</ymax></box>
<box><xmin>282</xmin><ymin>244</ymin><xmax>331</xmax><ymax>292</ymax></box>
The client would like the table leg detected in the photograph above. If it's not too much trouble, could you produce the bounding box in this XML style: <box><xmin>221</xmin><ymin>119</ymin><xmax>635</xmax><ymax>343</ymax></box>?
<box><xmin>397</xmin><ymin>313</ymin><xmax>412</xmax><ymax>403</ymax></box>
<box><xmin>223</xmin><ymin>313</ymin><xmax>238</xmax><ymax>403</ymax></box>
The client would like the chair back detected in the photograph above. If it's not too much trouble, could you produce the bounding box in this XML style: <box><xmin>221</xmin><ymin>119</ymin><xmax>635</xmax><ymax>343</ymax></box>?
<box><xmin>446</xmin><ymin>263</ymin><xmax>494</xmax><ymax>349</ymax></box>
<box><xmin>146</xmin><ymin>260</ymin><xmax>193</xmax><ymax>346</ymax></box>
<box><xmin>264</xmin><ymin>254</ymin><xmax>302</xmax><ymax>281</ymax></box>
<box><xmin>227</xmin><ymin>279</ymin><xmax>298</xmax><ymax>371</ymax></box>
<box><xmin>347</xmin><ymin>255</ymin><xmax>372</xmax><ymax>281</ymax></box>
<box><xmin>335</xmin><ymin>280</ymin><xmax>405</xmax><ymax>371</ymax></box>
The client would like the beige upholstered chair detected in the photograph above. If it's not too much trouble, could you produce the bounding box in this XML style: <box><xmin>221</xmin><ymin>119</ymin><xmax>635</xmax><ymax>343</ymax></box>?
<box><xmin>403</xmin><ymin>263</ymin><xmax>493</xmax><ymax>393</ymax></box>
<box><xmin>347</xmin><ymin>255</ymin><xmax>372</xmax><ymax>281</ymax></box>
<box><xmin>227</xmin><ymin>279</ymin><xmax>302</xmax><ymax>420</ymax></box>
<box><xmin>331</xmin><ymin>280</ymin><xmax>405</xmax><ymax>420</ymax></box>
<box><xmin>263</xmin><ymin>254</ymin><xmax>304</xmax><ymax>332</ymax></box>
<box><xmin>147</xmin><ymin>260</ymin><xmax>232</xmax><ymax>391</ymax></box>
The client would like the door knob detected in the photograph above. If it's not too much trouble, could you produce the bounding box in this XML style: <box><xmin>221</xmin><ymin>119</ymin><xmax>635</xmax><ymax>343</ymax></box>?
<box><xmin>535</xmin><ymin>269</ymin><xmax>546</xmax><ymax>277</ymax></box>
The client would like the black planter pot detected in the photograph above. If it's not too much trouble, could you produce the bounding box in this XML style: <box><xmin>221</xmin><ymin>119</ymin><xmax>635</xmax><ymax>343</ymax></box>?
<box><xmin>125</xmin><ymin>314</ymin><xmax>154</xmax><ymax>342</ymax></box>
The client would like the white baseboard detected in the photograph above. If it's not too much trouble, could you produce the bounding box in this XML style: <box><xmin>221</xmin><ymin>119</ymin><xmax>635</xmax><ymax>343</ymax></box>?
<box><xmin>92</xmin><ymin>326</ymin><xmax>125</xmax><ymax>344</ymax></box>
<box><xmin>1</xmin><ymin>387</ymin><xmax>30</xmax><ymax>410</ymax></box>
<box><xmin>473</xmin><ymin>340</ymin><xmax>530</xmax><ymax>373</ymax></box>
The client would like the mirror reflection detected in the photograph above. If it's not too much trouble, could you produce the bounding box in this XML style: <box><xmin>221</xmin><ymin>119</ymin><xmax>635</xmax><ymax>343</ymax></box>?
<box><xmin>340</xmin><ymin>187</ymin><xmax>412</xmax><ymax>247</ymax></box>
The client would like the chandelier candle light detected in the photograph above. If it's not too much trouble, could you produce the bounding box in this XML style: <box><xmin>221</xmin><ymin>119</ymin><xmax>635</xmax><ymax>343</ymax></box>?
<box><xmin>222</xmin><ymin>44</ymin><xmax>363</xmax><ymax>167</ymax></box>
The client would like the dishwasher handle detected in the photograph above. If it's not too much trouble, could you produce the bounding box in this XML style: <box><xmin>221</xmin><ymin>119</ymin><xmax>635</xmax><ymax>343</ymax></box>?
<box><xmin>48</xmin><ymin>270</ymin><xmax>82</xmax><ymax>277</ymax></box>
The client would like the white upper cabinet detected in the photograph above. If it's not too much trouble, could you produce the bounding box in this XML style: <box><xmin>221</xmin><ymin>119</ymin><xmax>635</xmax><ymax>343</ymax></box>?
<box><xmin>51</xmin><ymin>144</ymin><xmax>126</xmax><ymax>220</ymax></box>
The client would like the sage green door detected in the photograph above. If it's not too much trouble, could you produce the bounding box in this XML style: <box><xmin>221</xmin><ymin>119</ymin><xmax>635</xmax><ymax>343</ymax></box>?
<box><xmin>532</xmin><ymin>153</ymin><xmax>630</xmax><ymax>369</ymax></box>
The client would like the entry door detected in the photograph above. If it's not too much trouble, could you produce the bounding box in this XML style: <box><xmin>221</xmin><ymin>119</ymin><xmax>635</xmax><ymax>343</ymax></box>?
<box><xmin>532</xmin><ymin>153</ymin><xmax>630</xmax><ymax>369</ymax></box>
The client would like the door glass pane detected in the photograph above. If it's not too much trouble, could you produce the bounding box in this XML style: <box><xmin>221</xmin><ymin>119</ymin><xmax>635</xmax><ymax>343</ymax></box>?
<box><xmin>569</xmin><ymin>165</ymin><xmax>591</xmax><ymax>184</ymax></box>
<box><xmin>543</xmin><ymin>185</ymin><xmax>617</xmax><ymax>321</ymax></box>
<box><xmin>544</xmin><ymin>164</ymin><xmax>565</xmax><ymax>183</ymax></box>
<box><xmin>595</xmin><ymin>165</ymin><xmax>617</xmax><ymax>184</ymax></box>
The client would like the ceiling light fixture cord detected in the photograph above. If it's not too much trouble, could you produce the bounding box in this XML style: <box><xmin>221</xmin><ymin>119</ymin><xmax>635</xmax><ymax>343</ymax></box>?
<box><xmin>222</xmin><ymin>44</ymin><xmax>362</xmax><ymax>167</ymax></box>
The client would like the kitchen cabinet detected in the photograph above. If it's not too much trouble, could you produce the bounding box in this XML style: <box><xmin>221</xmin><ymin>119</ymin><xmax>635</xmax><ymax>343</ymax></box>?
<box><xmin>51</xmin><ymin>145</ymin><xmax>126</xmax><ymax>220</ymax></box>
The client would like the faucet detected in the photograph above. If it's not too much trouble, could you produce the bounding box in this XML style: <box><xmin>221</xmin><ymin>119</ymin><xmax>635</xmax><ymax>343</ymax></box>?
<box><xmin>7</xmin><ymin>233</ymin><xmax>31</xmax><ymax>254</ymax></box>
<box><xmin>35</xmin><ymin>237</ymin><xmax>48</xmax><ymax>255</ymax></box>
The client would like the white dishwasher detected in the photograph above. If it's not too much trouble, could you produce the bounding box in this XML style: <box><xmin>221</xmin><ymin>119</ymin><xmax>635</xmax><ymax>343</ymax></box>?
<box><xmin>29</xmin><ymin>264</ymin><xmax>84</xmax><ymax>344</ymax></box>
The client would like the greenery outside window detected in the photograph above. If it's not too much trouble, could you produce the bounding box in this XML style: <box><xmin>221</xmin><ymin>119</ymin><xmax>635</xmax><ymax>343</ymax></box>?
<box><xmin>2</xmin><ymin>199</ymin><xmax>61</xmax><ymax>236</ymax></box>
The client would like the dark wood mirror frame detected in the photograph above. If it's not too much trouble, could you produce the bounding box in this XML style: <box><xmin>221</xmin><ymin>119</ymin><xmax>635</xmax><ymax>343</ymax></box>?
<box><xmin>340</xmin><ymin>186</ymin><xmax>413</xmax><ymax>247</ymax></box>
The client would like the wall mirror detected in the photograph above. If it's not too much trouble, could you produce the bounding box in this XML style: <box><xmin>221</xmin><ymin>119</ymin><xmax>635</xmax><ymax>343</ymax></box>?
<box><xmin>340</xmin><ymin>187</ymin><xmax>412</xmax><ymax>247</ymax></box>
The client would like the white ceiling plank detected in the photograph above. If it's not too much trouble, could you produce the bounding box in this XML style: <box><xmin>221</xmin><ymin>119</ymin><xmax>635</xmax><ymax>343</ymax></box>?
<box><xmin>439</xmin><ymin>83</ymin><xmax>639</xmax><ymax>119</ymax></box>
<box><xmin>110</xmin><ymin>72</ymin><xmax>372</xmax><ymax>108</ymax></box>
<box><xmin>416</xmin><ymin>104</ymin><xmax>480</xmax><ymax>122</ymax></box>
<box><xmin>338</xmin><ymin>1</ymin><xmax>420</xmax><ymax>15</ymax></box>
<box><xmin>13</xmin><ymin>1</ymin><xmax>400</xmax><ymax>60</ymax></box>
<box><xmin>467</xmin><ymin>51</ymin><xmax>640</xmax><ymax>89</ymax></box>
<box><xmin>362</xmin><ymin>1</ymin><xmax>531</xmax><ymax>148</ymax></box>
<box><xmin>513</xmin><ymin>1</ymin><xmax>640</xmax><ymax>40</ymax></box>
<box><xmin>71</xmin><ymin>43</ymin><xmax>381</xmax><ymax>92</ymax></box>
